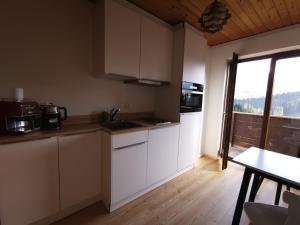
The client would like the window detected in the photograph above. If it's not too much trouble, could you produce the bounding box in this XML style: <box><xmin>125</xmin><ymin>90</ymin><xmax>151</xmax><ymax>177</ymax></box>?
<box><xmin>233</xmin><ymin>59</ymin><xmax>270</xmax><ymax>114</ymax></box>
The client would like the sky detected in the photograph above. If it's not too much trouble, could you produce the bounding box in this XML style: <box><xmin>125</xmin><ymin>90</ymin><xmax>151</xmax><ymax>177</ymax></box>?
<box><xmin>234</xmin><ymin>57</ymin><xmax>300</xmax><ymax>100</ymax></box>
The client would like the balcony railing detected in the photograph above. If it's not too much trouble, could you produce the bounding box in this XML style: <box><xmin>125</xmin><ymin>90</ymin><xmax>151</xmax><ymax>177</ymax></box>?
<box><xmin>230</xmin><ymin>112</ymin><xmax>300</xmax><ymax>157</ymax></box>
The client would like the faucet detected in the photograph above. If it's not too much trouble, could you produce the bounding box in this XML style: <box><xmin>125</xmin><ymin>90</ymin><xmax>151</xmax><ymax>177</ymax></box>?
<box><xmin>109</xmin><ymin>108</ymin><xmax>120</xmax><ymax>121</ymax></box>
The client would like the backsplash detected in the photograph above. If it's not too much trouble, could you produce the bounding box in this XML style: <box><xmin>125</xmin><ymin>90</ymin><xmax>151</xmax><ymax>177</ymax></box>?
<box><xmin>0</xmin><ymin>0</ymin><xmax>156</xmax><ymax>116</ymax></box>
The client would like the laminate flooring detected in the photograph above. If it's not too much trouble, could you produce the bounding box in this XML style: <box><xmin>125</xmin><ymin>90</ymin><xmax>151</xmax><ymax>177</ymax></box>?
<box><xmin>53</xmin><ymin>157</ymin><xmax>290</xmax><ymax>225</ymax></box>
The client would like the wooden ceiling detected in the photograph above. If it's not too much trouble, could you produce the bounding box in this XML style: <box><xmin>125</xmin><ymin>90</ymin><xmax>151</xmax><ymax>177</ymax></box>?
<box><xmin>127</xmin><ymin>0</ymin><xmax>300</xmax><ymax>46</ymax></box>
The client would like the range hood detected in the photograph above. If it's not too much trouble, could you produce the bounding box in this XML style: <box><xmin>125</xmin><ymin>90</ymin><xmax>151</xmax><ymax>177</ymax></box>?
<box><xmin>124</xmin><ymin>79</ymin><xmax>170</xmax><ymax>87</ymax></box>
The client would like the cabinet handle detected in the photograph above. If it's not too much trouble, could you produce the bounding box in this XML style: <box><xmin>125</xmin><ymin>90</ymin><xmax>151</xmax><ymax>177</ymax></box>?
<box><xmin>149</xmin><ymin>124</ymin><xmax>178</xmax><ymax>130</ymax></box>
<box><xmin>114</xmin><ymin>141</ymin><xmax>146</xmax><ymax>150</ymax></box>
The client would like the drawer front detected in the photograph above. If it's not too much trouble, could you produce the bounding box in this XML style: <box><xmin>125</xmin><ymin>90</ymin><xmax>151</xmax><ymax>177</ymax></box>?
<box><xmin>112</xmin><ymin>130</ymin><xmax>148</xmax><ymax>149</ymax></box>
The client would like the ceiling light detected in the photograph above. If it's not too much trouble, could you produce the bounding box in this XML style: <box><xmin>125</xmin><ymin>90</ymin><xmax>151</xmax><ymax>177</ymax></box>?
<box><xmin>199</xmin><ymin>0</ymin><xmax>231</xmax><ymax>33</ymax></box>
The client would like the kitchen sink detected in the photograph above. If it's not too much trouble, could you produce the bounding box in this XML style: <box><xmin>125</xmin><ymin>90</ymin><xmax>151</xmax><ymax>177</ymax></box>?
<box><xmin>101</xmin><ymin>121</ymin><xmax>143</xmax><ymax>131</ymax></box>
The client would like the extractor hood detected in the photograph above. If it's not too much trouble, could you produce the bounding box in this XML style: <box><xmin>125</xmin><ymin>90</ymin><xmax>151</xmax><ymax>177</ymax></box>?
<box><xmin>124</xmin><ymin>79</ymin><xmax>170</xmax><ymax>87</ymax></box>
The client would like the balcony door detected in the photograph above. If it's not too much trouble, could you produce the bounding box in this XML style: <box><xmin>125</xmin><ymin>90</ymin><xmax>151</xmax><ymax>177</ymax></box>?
<box><xmin>221</xmin><ymin>50</ymin><xmax>300</xmax><ymax>169</ymax></box>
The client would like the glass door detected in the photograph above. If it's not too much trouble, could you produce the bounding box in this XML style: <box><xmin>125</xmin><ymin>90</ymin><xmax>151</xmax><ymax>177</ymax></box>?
<box><xmin>229</xmin><ymin>58</ymin><xmax>270</xmax><ymax>158</ymax></box>
<box><xmin>265</xmin><ymin>56</ymin><xmax>300</xmax><ymax>157</ymax></box>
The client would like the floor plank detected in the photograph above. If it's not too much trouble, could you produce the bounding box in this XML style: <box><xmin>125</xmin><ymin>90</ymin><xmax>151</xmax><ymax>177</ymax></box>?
<box><xmin>53</xmin><ymin>157</ymin><xmax>290</xmax><ymax>225</ymax></box>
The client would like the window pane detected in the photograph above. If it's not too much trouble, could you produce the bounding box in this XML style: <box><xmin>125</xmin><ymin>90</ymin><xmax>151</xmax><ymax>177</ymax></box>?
<box><xmin>266</xmin><ymin>56</ymin><xmax>300</xmax><ymax>157</ymax></box>
<box><xmin>233</xmin><ymin>59</ymin><xmax>271</xmax><ymax>114</ymax></box>
<box><xmin>271</xmin><ymin>57</ymin><xmax>300</xmax><ymax>118</ymax></box>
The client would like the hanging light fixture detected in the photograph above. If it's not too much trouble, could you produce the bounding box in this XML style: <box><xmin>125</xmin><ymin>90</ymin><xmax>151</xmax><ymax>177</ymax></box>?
<box><xmin>199</xmin><ymin>0</ymin><xmax>231</xmax><ymax>33</ymax></box>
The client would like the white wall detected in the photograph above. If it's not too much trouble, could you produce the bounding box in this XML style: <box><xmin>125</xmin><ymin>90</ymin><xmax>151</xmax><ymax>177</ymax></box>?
<box><xmin>0</xmin><ymin>0</ymin><xmax>155</xmax><ymax>116</ymax></box>
<box><xmin>203</xmin><ymin>24</ymin><xmax>300</xmax><ymax>158</ymax></box>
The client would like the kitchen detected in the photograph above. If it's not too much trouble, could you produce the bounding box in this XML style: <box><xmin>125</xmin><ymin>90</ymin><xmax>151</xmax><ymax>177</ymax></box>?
<box><xmin>0</xmin><ymin>0</ymin><xmax>206</xmax><ymax>224</ymax></box>
<box><xmin>1</xmin><ymin>0</ymin><xmax>300</xmax><ymax>225</ymax></box>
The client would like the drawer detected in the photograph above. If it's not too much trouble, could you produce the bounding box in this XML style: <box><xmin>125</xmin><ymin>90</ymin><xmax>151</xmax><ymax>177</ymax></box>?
<box><xmin>112</xmin><ymin>130</ymin><xmax>148</xmax><ymax>149</ymax></box>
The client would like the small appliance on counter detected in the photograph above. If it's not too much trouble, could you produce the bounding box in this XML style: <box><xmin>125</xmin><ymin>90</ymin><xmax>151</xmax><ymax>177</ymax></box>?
<box><xmin>0</xmin><ymin>99</ymin><xmax>42</xmax><ymax>134</ymax></box>
<box><xmin>180</xmin><ymin>81</ymin><xmax>204</xmax><ymax>113</ymax></box>
<box><xmin>40</xmin><ymin>103</ymin><xmax>67</xmax><ymax>130</ymax></box>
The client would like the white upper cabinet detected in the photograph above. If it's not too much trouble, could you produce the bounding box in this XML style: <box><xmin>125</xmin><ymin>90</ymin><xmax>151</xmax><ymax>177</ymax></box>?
<box><xmin>94</xmin><ymin>0</ymin><xmax>173</xmax><ymax>82</ymax></box>
<box><xmin>0</xmin><ymin>138</ymin><xmax>59</xmax><ymax>225</ymax></box>
<box><xmin>182</xmin><ymin>27</ymin><xmax>207</xmax><ymax>84</ymax></box>
<box><xmin>59</xmin><ymin>131</ymin><xmax>101</xmax><ymax>209</ymax></box>
<box><xmin>178</xmin><ymin>113</ymin><xmax>202</xmax><ymax>172</ymax></box>
<box><xmin>147</xmin><ymin>125</ymin><xmax>179</xmax><ymax>186</ymax></box>
<box><xmin>105</xmin><ymin>0</ymin><xmax>141</xmax><ymax>77</ymax></box>
<box><xmin>140</xmin><ymin>16</ymin><xmax>173</xmax><ymax>82</ymax></box>
<box><xmin>94</xmin><ymin>0</ymin><xmax>141</xmax><ymax>78</ymax></box>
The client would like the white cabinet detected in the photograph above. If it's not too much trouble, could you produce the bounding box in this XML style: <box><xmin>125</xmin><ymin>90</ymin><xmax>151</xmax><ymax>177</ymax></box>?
<box><xmin>105</xmin><ymin>0</ymin><xmax>141</xmax><ymax>77</ymax></box>
<box><xmin>112</xmin><ymin>142</ymin><xmax>147</xmax><ymax>204</ymax></box>
<box><xmin>147</xmin><ymin>125</ymin><xmax>179</xmax><ymax>186</ymax></box>
<box><xmin>59</xmin><ymin>131</ymin><xmax>101</xmax><ymax>209</ymax></box>
<box><xmin>178</xmin><ymin>113</ymin><xmax>202</xmax><ymax>171</ymax></box>
<box><xmin>94</xmin><ymin>0</ymin><xmax>173</xmax><ymax>82</ymax></box>
<box><xmin>111</xmin><ymin>130</ymin><xmax>148</xmax><ymax>205</ymax></box>
<box><xmin>140</xmin><ymin>16</ymin><xmax>173</xmax><ymax>82</ymax></box>
<box><xmin>0</xmin><ymin>137</ymin><xmax>59</xmax><ymax>225</ymax></box>
<box><xmin>94</xmin><ymin>0</ymin><xmax>140</xmax><ymax>78</ymax></box>
<box><xmin>182</xmin><ymin>26</ymin><xmax>207</xmax><ymax>84</ymax></box>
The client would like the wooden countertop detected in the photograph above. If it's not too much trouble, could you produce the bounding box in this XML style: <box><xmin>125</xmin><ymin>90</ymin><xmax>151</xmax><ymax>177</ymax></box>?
<box><xmin>0</xmin><ymin>121</ymin><xmax>180</xmax><ymax>145</ymax></box>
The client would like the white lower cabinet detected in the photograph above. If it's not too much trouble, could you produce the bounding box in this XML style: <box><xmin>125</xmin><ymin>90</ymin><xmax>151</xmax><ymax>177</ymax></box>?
<box><xmin>178</xmin><ymin>113</ymin><xmax>202</xmax><ymax>171</ymax></box>
<box><xmin>111</xmin><ymin>131</ymin><xmax>148</xmax><ymax>205</ymax></box>
<box><xmin>0</xmin><ymin>137</ymin><xmax>60</xmax><ymax>225</ymax></box>
<box><xmin>147</xmin><ymin>125</ymin><xmax>180</xmax><ymax>186</ymax></box>
<box><xmin>58</xmin><ymin>131</ymin><xmax>101</xmax><ymax>209</ymax></box>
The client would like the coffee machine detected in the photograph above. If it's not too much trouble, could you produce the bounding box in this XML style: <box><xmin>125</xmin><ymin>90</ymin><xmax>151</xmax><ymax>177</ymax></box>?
<box><xmin>40</xmin><ymin>103</ymin><xmax>67</xmax><ymax>130</ymax></box>
<box><xmin>0</xmin><ymin>100</ymin><xmax>42</xmax><ymax>134</ymax></box>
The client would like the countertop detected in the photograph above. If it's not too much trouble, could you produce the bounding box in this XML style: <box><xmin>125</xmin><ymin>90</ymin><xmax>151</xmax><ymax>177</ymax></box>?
<box><xmin>0</xmin><ymin>120</ymin><xmax>179</xmax><ymax>145</ymax></box>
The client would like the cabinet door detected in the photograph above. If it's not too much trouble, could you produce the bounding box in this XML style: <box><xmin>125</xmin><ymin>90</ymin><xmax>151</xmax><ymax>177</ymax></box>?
<box><xmin>147</xmin><ymin>125</ymin><xmax>179</xmax><ymax>186</ymax></box>
<box><xmin>112</xmin><ymin>141</ymin><xmax>147</xmax><ymax>204</ymax></box>
<box><xmin>0</xmin><ymin>137</ymin><xmax>59</xmax><ymax>225</ymax></box>
<box><xmin>105</xmin><ymin>0</ymin><xmax>140</xmax><ymax>77</ymax></box>
<box><xmin>183</xmin><ymin>27</ymin><xmax>206</xmax><ymax>84</ymax></box>
<box><xmin>178</xmin><ymin>113</ymin><xmax>202</xmax><ymax>171</ymax></box>
<box><xmin>140</xmin><ymin>17</ymin><xmax>173</xmax><ymax>82</ymax></box>
<box><xmin>59</xmin><ymin>131</ymin><xmax>101</xmax><ymax>209</ymax></box>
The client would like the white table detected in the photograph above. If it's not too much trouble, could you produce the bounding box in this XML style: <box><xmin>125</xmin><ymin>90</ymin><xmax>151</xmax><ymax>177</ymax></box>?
<box><xmin>231</xmin><ymin>147</ymin><xmax>300</xmax><ymax>225</ymax></box>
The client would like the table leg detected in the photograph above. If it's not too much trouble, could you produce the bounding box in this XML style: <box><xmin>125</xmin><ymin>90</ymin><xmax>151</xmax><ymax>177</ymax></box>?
<box><xmin>232</xmin><ymin>167</ymin><xmax>252</xmax><ymax>225</ymax></box>
<box><xmin>248</xmin><ymin>174</ymin><xmax>260</xmax><ymax>202</ymax></box>
<box><xmin>275</xmin><ymin>183</ymin><xmax>282</xmax><ymax>205</ymax></box>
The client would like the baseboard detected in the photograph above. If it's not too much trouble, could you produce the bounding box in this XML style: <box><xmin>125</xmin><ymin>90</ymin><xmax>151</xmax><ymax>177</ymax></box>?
<box><xmin>203</xmin><ymin>153</ymin><xmax>220</xmax><ymax>160</ymax></box>
<box><xmin>30</xmin><ymin>194</ymin><xmax>101</xmax><ymax>225</ymax></box>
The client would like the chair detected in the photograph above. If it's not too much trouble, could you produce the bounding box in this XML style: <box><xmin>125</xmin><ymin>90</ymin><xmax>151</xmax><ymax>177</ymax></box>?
<box><xmin>244</xmin><ymin>191</ymin><xmax>300</xmax><ymax>225</ymax></box>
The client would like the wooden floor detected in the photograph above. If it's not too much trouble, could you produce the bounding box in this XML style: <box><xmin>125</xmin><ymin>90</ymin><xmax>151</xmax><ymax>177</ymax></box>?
<box><xmin>53</xmin><ymin>157</ymin><xmax>288</xmax><ymax>225</ymax></box>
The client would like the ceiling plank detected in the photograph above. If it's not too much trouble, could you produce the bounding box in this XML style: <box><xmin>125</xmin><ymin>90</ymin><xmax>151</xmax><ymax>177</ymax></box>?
<box><xmin>249</xmin><ymin>0</ymin><xmax>277</xmax><ymax>30</ymax></box>
<box><xmin>226</xmin><ymin>0</ymin><xmax>261</xmax><ymax>34</ymax></box>
<box><xmin>296</xmin><ymin>1</ymin><xmax>300</xmax><ymax>23</ymax></box>
<box><xmin>273</xmin><ymin>0</ymin><xmax>293</xmax><ymax>26</ymax></box>
<box><xmin>262</xmin><ymin>0</ymin><xmax>283</xmax><ymax>28</ymax></box>
<box><xmin>228</xmin><ymin>0</ymin><xmax>267</xmax><ymax>33</ymax></box>
<box><xmin>285</xmin><ymin>0</ymin><xmax>300</xmax><ymax>23</ymax></box>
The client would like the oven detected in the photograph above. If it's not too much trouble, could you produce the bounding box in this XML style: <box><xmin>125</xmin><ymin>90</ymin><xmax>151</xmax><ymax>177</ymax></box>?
<box><xmin>180</xmin><ymin>81</ymin><xmax>204</xmax><ymax>113</ymax></box>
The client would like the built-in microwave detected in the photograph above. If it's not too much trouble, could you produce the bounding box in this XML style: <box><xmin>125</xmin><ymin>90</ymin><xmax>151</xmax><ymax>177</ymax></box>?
<box><xmin>180</xmin><ymin>81</ymin><xmax>204</xmax><ymax>113</ymax></box>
